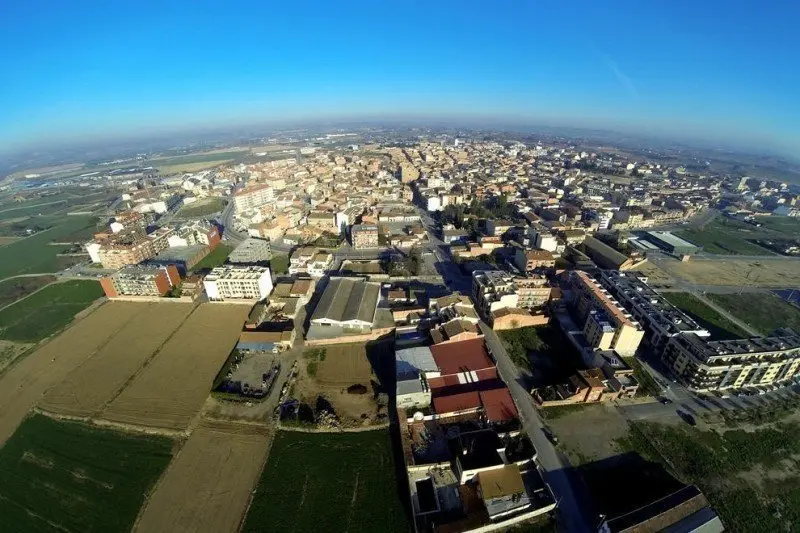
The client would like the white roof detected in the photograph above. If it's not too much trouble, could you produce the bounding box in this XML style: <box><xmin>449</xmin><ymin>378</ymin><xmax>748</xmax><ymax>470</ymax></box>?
<box><xmin>396</xmin><ymin>346</ymin><xmax>437</xmax><ymax>377</ymax></box>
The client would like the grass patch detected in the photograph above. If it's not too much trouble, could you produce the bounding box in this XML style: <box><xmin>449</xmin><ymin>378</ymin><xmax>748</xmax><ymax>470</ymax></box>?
<box><xmin>0</xmin><ymin>275</ymin><xmax>56</xmax><ymax>309</ymax></box>
<box><xmin>241</xmin><ymin>429</ymin><xmax>409</xmax><ymax>533</ymax></box>
<box><xmin>304</xmin><ymin>347</ymin><xmax>327</xmax><ymax>377</ymax></box>
<box><xmin>0</xmin><ymin>280</ymin><xmax>103</xmax><ymax>342</ymax></box>
<box><xmin>190</xmin><ymin>244</ymin><xmax>232</xmax><ymax>272</ymax></box>
<box><xmin>499</xmin><ymin>325</ymin><xmax>581</xmax><ymax>385</ymax></box>
<box><xmin>177</xmin><ymin>198</ymin><xmax>226</xmax><ymax>218</ymax></box>
<box><xmin>624</xmin><ymin>357</ymin><xmax>661</xmax><ymax>396</ymax></box>
<box><xmin>676</xmin><ymin>217</ymin><xmax>775</xmax><ymax>255</ymax></box>
<box><xmin>0</xmin><ymin>414</ymin><xmax>173</xmax><ymax>533</ymax></box>
<box><xmin>0</xmin><ymin>216</ymin><xmax>96</xmax><ymax>278</ymax></box>
<box><xmin>707</xmin><ymin>292</ymin><xmax>800</xmax><ymax>335</ymax></box>
<box><xmin>539</xmin><ymin>402</ymin><xmax>598</xmax><ymax>420</ymax></box>
<box><xmin>662</xmin><ymin>292</ymin><xmax>749</xmax><ymax>340</ymax></box>
<box><xmin>498</xmin><ymin>326</ymin><xmax>549</xmax><ymax>370</ymax></box>
<box><xmin>269</xmin><ymin>253</ymin><xmax>289</xmax><ymax>274</ymax></box>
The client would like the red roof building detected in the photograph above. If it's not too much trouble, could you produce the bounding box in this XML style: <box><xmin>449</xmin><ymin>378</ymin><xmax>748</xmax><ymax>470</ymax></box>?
<box><xmin>432</xmin><ymin>391</ymin><xmax>482</xmax><ymax>416</ymax></box>
<box><xmin>429</xmin><ymin>338</ymin><xmax>494</xmax><ymax>375</ymax></box>
<box><xmin>479</xmin><ymin>388</ymin><xmax>519</xmax><ymax>422</ymax></box>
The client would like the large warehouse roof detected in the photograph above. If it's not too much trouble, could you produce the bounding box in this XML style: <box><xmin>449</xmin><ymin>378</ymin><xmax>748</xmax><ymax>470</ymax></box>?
<box><xmin>646</xmin><ymin>231</ymin><xmax>699</xmax><ymax>250</ymax></box>
<box><xmin>310</xmin><ymin>277</ymin><xmax>379</xmax><ymax>325</ymax></box>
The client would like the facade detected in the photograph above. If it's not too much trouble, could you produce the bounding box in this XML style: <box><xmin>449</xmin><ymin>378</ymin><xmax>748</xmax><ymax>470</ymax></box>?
<box><xmin>95</xmin><ymin>227</ymin><xmax>174</xmax><ymax>269</ymax></box>
<box><xmin>233</xmin><ymin>184</ymin><xmax>274</xmax><ymax>212</ymax></box>
<box><xmin>203</xmin><ymin>265</ymin><xmax>273</xmax><ymax>301</ymax></box>
<box><xmin>228</xmin><ymin>237</ymin><xmax>272</xmax><ymax>264</ymax></box>
<box><xmin>100</xmin><ymin>264</ymin><xmax>180</xmax><ymax>297</ymax></box>
<box><xmin>472</xmin><ymin>271</ymin><xmax>551</xmax><ymax>319</ymax></box>
<box><xmin>513</xmin><ymin>249</ymin><xmax>556</xmax><ymax>272</ymax></box>
<box><xmin>350</xmin><ymin>224</ymin><xmax>379</xmax><ymax>249</ymax></box>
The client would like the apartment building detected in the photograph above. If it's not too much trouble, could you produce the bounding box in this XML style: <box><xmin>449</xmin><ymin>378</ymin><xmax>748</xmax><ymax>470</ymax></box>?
<box><xmin>350</xmin><ymin>224</ymin><xmax>379</xmax><ymax>249</ymax></box>
<box><xmin>288</xmin><ymin>247</ymin><xmax>332</xmax><ymax>277</ymax></box>
<box><xmin>306</xmin><ymin>211</ymin><xmax>337</xmax><ymax>231</ymax></box>
<box><xmin>95</xmin><ymin>227</ymin><xmax>174</xmax><ymax>269</ymax></box>
<box><xmin>203</xmin><ymin>265</ymin><xmax>273</xmax><ymax>301</ymax></box>
<box><xmin>570</xmin><ymin>271</ymin><xmax>645</xmax><ymax>357</ymax></box>
<box><xmin>100</xmin><ymin>264</ymin><xmax>180</xmax><ymax>297</ymax></box>
<box><xmin>167</xmin><ymin>221</ymin><xmax>221</xmax><ymax>248</ymax></box>
<box><xmin>232</xmin><ymin>184</ymin><xmax>274</xmax><ymax>212</ymax></box>
<box><xmin>663</xmin><ymin>330</ymin><xmax>800</xmax><ymax>391</ymax></box>
<box><xmin>472</xmin><ymin>271</ymin><xmax>551</xmax><ymax>320</ymax></box>
<box><xmin>513</xmin><ymin>249</ymin><xmax>556</xmax><ymax>272</ymax></box>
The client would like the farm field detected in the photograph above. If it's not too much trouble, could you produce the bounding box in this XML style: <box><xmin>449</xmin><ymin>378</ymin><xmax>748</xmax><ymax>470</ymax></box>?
<box><xmin>707</xmin><ymin>293</ymin><xmax>800</xmax><ymax>336</ymax></box>
<box><xmin>101</xmin><ymin>304</ymin><xmax>249</xmax><ymax>429</ymax></box>
<box><xmin>0</xmin><ymin>280</ymin><xmax>103</xmax><ymax>342</ymax></box>
<box><xmin>662</xmin><ymin>292</ymin><xmax>749</xmax><ymax>340</ymax></box>
<box><xmin>656</xmin><ymin>257</ymin><xmax>800</xmax><ymax>287</ymax></box>
<box><xmin>190</xmin><ymin>243</ymin><xmax>233</xmax><ymax>271</ymax></box>
<box><xmin>40</xmin><ymin>303</ymin><xmax>194</xmax><ymax>418</ymax></box>
<box><xmin>150</xmin><ymin>151</ymin><xmax>246</xmax><ymax>174</ymax></box>
<box><xmin>134</xmin><ymin>419</ymin><xmax>271</xmax><ymax>533</ymax></box>
<box><xmin>0</xmin><ymin>302</ymin><xmax>143</xmax><ymax>445</ymax></box>
<box><xmin>0</xmin><ymin>274</ymin><xmax>56</xmax><ymax>309</ymax></box>
<box><xmin>0</xmin><ymin>236</ymin><xmax>21</xmax><ymax>245</ymax></box>
<box><xmin>0</xmin><ymin>215</ymin><xmax>97</xmax><ymax>278</ymax></box>
<box><xmin>0</xmin><ymin>414</ymin><xmax>173</xmax><ymax>533</ymax></box>
<box><xmin>676</xmin><ymin>217</ymin><xmax>774</xmax><ymax>255</ymax></box>
<box><xmin>316</xmin><ymin>343</ymin><xmax>373</xmax><ymax>386</ymax></box>
<box><xmin>241</xmin><ymin>429</ymin><xmax>409</xmax><ymax>533</ymax></box>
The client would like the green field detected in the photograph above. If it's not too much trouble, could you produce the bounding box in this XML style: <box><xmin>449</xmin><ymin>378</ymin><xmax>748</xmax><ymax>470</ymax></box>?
<box><xmin>0</xmin><ymin>275</ymin><xmax>56</xmax><ymax>309</ymax></box>
<box><xmin>0</xmin><ymin>280</ymin><xmax>103</xmax><ymax>342</ymax></box>
<box><xmin>0</xmin><ymin>216</ymin><xmax>97</xmax><ymax>278</ymax></box>
<box><xmin>269</xmin><ymin>253</ymin><xmax>289</xmax><ymax>274</ymax></box>
<box><xmin>190</xmin><ymin>244</ymin><xmax>232</xmax><ymax>272</ymax></box>
<box><xmin>662</xmin><ymin>292</ymin><xmax>749</xmax><ymax>340</ymax></box>
<box><xmin>150</xmin><ymin>150</ymin><xmax>246</xmax><ymax>166</ymax></box>
<box><xmin>707</xmin><ymin>293</ymin><xmax>800</xmax><ymax>335</ymax></box>
<box><xmin>177</xmin><ymin>197</ymin><xmax>226</xmax><ymax>217</ymax></box>
<box><xmin>676</xmin><ymin>218</ymin><xmax>772</xmax><ymax>255</ymax></box>
<box><xmin>242</xmin><ymin>430</ymin><xmax>409</xmax><ymax>533</ymax></box>
<box><xmin>0</xmin><ymin>414</ymin><xmax>173</xmax><ymax>533</ymax></box>
<box><xmin>622</xmin><ymin>420</ymin><xmax>800</xmax><ymax>533</ymax></box>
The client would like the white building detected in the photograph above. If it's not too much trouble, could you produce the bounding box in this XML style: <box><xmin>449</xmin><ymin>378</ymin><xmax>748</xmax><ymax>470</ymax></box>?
<box><xmin>85</xmin><ymin>242</ymin><xmax>102</xmax><ymax>263</ymax></box>
<box><xmin>535</xmin><ymin>233</ymin><xmax>558</xmax><ymax>252</ymax></box>
<box><xmin>232</xmin><ymin>184</ymin><xmax>274</xmax><ymax>213</ymax></box>
<box><xmin>426</xmin><ymin>195</ymin><xmax>442</xmax><ymax>212</ymax></box>
<box><xmin>203</xmin><ymin>266</ymin><xmax>273</xmax><ymax>301</ymax></box>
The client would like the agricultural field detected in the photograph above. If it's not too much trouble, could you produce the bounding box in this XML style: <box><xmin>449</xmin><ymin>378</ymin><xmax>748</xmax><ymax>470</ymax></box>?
<box><xmin>40</xmin><ymin>303</ymin><xmax>194</xmax><ymax>418</ymax></box>
<box><xmin>149</xmin><ymin>150</ymin><xmax>247</xmax><ymax>174</ymax></box>
<box><xmin>0</xmin><ymin>236</ymin><xmax>21</xmax><ymax>245</ymax></box>
<box><xmin>0</xmin><ymin>414</ymin><xmax>173</xmax><ymax>533</ymax></box>
<box><xmin>676</xmin><ymin>217</ymin><xmax>773</xmax><ymax>255</ymax></box>
<box><xmin>662</xmin><ymin>292</ymin><xmax>749</xmax><ymax>340</ymax></box>
<box><xmin>707</xmin><ymin>293</ymin><xmax>800</xmax><ymax>335</ymax></box>
<box><xmin>656</xmin><ymin>257</ymin><xmax>800</xmax><ymax>287</ymax></box>
<box><xmin>0</xmin><ymin>280</ymin><xmax>103</xmax><ymax>342</ymax></box>
<box><xmin>0</xmin><ymin>302</ymin><xmax>143</xmax><ymax>445</ymax></box>
<box><xmin>0</xmin><ymin>274</ymin><xmax>55</xmax><ymax>309</ymax></box>
<box><xmin>241</xmin><ymin>429</ymin><xmax>409</xmax><ymax>533</ymax></box>
<box><xmin>0</xmin><ymin>215</ymin><xmax>97</xmax><ymax>278</ymax></box>
<box><xmin>101</xmin><ymin>304</ymin><xmax>249</xmax><ymax>429</ymax></box>
<box><xmin>177</xmin><ymin>197</ymin><xmax>226</xmax><ymax>218</ymax></box>
<box><xmin>190</xmin><ymin>244</ymin><xmax>233</xmax><ymax>272</ymax></box>
<box><xmin>134</xmin><ymin>419</ymin><xmax>271</xmax><ymax>533</ymax></box>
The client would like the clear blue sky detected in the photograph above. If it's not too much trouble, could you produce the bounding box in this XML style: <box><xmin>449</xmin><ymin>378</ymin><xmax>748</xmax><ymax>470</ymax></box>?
<box><xmin>1</xmin><ymin>0</ymin><xmax>798</xmax><ymax>156</ymax></box>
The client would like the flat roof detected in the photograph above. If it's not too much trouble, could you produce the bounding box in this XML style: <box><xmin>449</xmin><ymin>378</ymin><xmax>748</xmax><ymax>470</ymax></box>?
<box><xmin>647</xmin><ymin>231</ymin><xmax>700</xmax><ymax>250</ymax></box>
<box><xmin>430</xmin><ymin>338</ymin><xmax>494</xmax><ymax>375</ymax></box>
<box><xmin>396</xmin><ymin>346</ymin><xmax>438</xmax><ymax>376</ymax></box>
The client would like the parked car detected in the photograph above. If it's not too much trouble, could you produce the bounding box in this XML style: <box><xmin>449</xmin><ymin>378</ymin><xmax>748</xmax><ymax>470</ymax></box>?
<box><xmin>658</xmin><ymin>397</ymin><xmax>672</xmax><ymax>405</ymax></box>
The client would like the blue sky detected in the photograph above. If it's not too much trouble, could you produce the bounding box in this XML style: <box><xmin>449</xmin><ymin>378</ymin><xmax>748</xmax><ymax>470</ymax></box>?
<box><xmin>1</xmin><ymin>0</ymin><xmax>798</xmax><ymax>155</ymax></box>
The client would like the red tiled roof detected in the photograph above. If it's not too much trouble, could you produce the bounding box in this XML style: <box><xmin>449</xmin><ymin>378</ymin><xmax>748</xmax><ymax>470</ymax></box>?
<box><xmin>432</xmin><ymin>391</ymin><xmax>481</xmax><ymax>414</ymax></box>
<box><xmin>480</xmin><ymin>387</ymin><xmax>519</xmax><ymax>422</ymax></box>
<box><xmin>430</xmin><ymin>338</ymin><xmax>494</xmax><ymax>375</ymax></box>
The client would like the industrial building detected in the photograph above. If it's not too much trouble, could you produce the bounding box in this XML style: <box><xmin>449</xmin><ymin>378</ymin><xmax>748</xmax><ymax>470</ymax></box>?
<box><xmin>100</xmin><ymin>264</ymin><xmax>181</xmax><ymax>297</ymax></box>
<box><xmin>644</xmin><ymin>231</ymin><xmax>702</xmax><ymax>256</ymax></box>
<box><xmin>308</xmin><ymin>277</ymin><xmax>381</xmax><ymax>334</ymax></box>
<box><xmin>228</xmin><ymin>237</ymin><xmax>272</xmax><ymax>265</ymax></box>
<box><xmin>203</xmin><ymin>265</ymin><xmax>273</xmax><ymax>301</ymax></box>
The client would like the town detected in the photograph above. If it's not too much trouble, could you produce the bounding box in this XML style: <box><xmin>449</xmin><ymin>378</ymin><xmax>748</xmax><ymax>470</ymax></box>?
<box><xmin>1</xmin><ymin>130</ymin><xmax>800</xmax><ymax>533</ymax></box>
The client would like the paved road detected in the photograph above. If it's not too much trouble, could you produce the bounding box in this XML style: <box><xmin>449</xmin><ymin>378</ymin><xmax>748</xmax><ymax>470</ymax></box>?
<box><xmin>219</xmin><ymin>201</ymin><xmax>246</xmax><ymax>245</ymax></box>
<box><xmin>480</xmin><ymin>323</ymin><xmax>595</xmax><ymax>533</ymax></box>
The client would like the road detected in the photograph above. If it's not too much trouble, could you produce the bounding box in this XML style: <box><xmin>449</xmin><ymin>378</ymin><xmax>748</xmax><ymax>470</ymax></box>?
<box><xmin>219</xmin><ymin>201</ymin><xmax>246</xmax><ymax>245</ymax></box>
<box><xmin>480</xmin><ymin>323</ymin><xmax>595</xmax><ymax>533</ymax></box>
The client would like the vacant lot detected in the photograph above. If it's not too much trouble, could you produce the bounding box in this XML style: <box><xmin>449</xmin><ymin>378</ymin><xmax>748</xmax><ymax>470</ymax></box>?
<box><xmin>677</xmin><ymin>218</ymin><xmax>773</xmax><ymax>255</ymax></box>
<box><xmin>0</xmin><ymin>274</ymin><xmax>55</xmax><ymax>309</ymax></box>
<box><xmin>316</xmin><ymin>343</ymin><xmax>373</xmax><ymax>386</ymax></box>
<box><xmin>190</xmin><ymin>244</ymin><xmax>233</xmax><ymax>272</ymax></box>
<box><xmin>0</xmin><ymin>414</ymin><xmax>173</xmax><ymax>533</ymax></box>
<box><xmin>0</xmin><ymin>280</ymin><xmax>103</xmax><ymax>342</ymax></box>
<box><xmin>242</xmin><ymin>430</ymin><xmax>409</xmax><ymax>533</ymax></box>
<box><xmin>662</xmin><ymin>292</ymin><xmax>749</xmax><ymax>340</ymax></box>
<box><xmin>177</xmin><ymin>197</ymin><xmax>226</xmax><ymax>218</ymax></box>
<box><xmin>101</xmin><ymin>304</ymin><xmax>249</xmax><ymax>429</ymax></box>
<box><xmin>547</xmin><ymin>403</ymin><xmax>631</xmax><ymax>466</ymax></box>
<box><xmin>135</xmin><ymin>419</ymin><xmax>271</xmax><ymax>533</ymax></box>
<box><xmin>40</xmin><ymin>303</ymin><xmax>194</xmax><ymax>418</ymax></box>
<box><xmin>657</xmin><ymin>257</ymin><xmax>800</xmax><ymax>287</ymax></box>
<box><xmin>0</xmin><ymin>215</ymin><xmax>96</xmax><ymax>278</ymax></box>
<box><xmin>707</xmin><ymin>293</ymin><xmax>800</xmax><ymax>336</ymax></box>
<box><xmin>0</xmin><ymin>302</ymin><xmax>144</xmax><ymax>445</ymax></box>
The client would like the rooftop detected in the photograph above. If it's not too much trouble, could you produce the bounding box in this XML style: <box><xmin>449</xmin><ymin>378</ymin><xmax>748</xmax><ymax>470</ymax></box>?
<box><xmin>310</xmin><ymin>277</ymin><xmax>380</xmax><ymax>325</ymax></box>
<box><xmin>430</xmin><ymin>338</ymin><xmax>494</xmax><ymax>375</ymax></box>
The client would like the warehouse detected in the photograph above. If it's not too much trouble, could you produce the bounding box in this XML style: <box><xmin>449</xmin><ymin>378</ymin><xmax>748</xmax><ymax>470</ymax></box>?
<box><xmin>644</xmin><ymin>231</ymin><xmax>702</xmax><ymax>256</ymax></box>
<box><xmin>308</xmin><ymin>277</ymin><xmax>381</xmax><ymax>334</ymax></box>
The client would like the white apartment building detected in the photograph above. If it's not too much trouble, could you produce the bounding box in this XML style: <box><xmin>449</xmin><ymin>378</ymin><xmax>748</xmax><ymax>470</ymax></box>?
<box><xmin>232</xmin><ymin>184</ymin><xmax>274</xmax><ymax>212</ymax></box>
<box><xmin>203</xmin><ymin>266</ymin><xmax>273</xmax><ymax>301</ymax></box>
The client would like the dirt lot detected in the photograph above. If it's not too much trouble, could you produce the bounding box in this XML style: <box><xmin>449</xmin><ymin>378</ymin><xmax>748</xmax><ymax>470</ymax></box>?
<box><xmin>0</xmin><ymin>302</ymin><xmax>144</xmax><ymax>445</ymax></box>
<box><xmin>657</xmin><ymin>257</ymin><xmax>800</xmax><ymax>287</ymax></box>
<box><xmin>546</xmin><ymin>403</ymin><xmax>631</xmax><ymax>465</ymax></box>
<box><xmin>633</xmin><ymin>260</ymin><xmax>674</xmax><ymax>284</ymax></box>
<box><xmin>0</xmin><ymin>340</ymin><xmax>33</xmax><ymax>374</ymax></box>
<box><xmin>134</xmin><ymin>419</ymin><xmax>271</xmax><ymax>533</ymax></box>
<box><xmin>40</xmin><ymin>303</ymin><xmax>195</xmax><ymax>417</ymax></box>
<box><xmin>316</xmin><ymin>343</ymin><xmax>373</xmax><ymax>386</ymax></box>
<box><xmin>101</xmin><ymin>304</ymin><xmax>249</xmax><ymax>430</ymax></box>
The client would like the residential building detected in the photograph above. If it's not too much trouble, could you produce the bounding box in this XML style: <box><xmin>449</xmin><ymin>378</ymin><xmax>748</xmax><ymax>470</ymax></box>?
<box><xmin>472</xmin><ymin>271</ymin><xmax>552</xmax><ymax>319</ymax></box>
<box><xmin>491</xmin><ymin>307</ymin><xmax>549</xmax><ymax>330</ymax></box>
<box><xmin>203</xmin><ymin>265</ymin><xmax>273</xmax><ymax>301</ymax></box>
<box><xmin>233</xmin><ymin>184</ymin><xmax>274</xmax><ymax>212</ymax></box>
<box><xmin>94</xmin><ymin>227</ymin><xmax>174</xmax><ymax>269</ymax></box>
<box><xmin>100</xmin><ymin>264</ymin><xmax>180</xmax><ymax>297</ymax></box>
<box><xmin>351</xmin><ymin>224</ymin><xmax>379</xmax><ymax>249</ymax></box>
<box><xmin>513</xmin><ymin>249</ymin><xmax>556</xmax><ymax>272</ymax></box>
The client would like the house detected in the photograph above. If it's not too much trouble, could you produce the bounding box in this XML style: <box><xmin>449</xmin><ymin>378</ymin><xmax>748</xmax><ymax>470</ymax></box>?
<box><xmin>491</xmin><ymin>307</ymin><xmax>549</xmax><ymax>330</ymax></box>
<box><xmin>427</xmin><ymin>338</ymin><xmax>497</xmax><ymax>392</ymax></box>
<box><xmin>477</xmin><ymin>464</ymin><xmax>532</xmax><ymax>521</ymax></box>
<box><xmin>429</xmin><ymin>319</ymin><xmax>482</xmax><ymax>344</ymax></box>
<box><xmin>513</xmin><ymin>248</ymin><xmax>556</xmax><ymax>272</ymax></box>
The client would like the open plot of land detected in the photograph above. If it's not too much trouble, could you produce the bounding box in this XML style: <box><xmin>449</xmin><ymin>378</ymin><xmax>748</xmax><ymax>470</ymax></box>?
<box><xmin>662</xmin><ymin>292</ymin><xmax>749</xmax><ymax>340</ymax></box>
<box><xmin>316</xmin><ymin>343</ymin><xmax>373</xmax><ymax>386</ymax></box>
<box><xmin>150</xmin><ymin>151</ymin><xmax>246</xmax><ymax>174</ymax></box>
<box><xmin>0</xmin><ymin>302</ymin><xmax>146</xmax><ymax>445</ymax></box>
<box><xmin>0</xmin><ymin>236</ymin><xmax>21</xmax><ymax>245</ymax></box>
<box><xmin>101</xmin><ymin>304</ymin><xmax>249</xmax><ymax>430</ymax></box>
<box><xmin>0</xmin><ymin>280</ymin><xmax>103</xmax><ymax>342</ymax></box>
<box><xmin>177</xmin><ymin>197</ymin><xmax>226</xmax><ymax>218</ymax></box>
<box><xmin>656</xmin><ymin>257</ymin><xmax>800</xmax><ymax>287</ymax></box>
<box><xmin>546</xmin><ymin>403</ymin><xmax>631</xmax><ymax>466</ymax></box>
<box><xmin>707</xmin><ymin>292</ymin><xmax>800</xmax><ymax>335</ymax></box>
<box><xmin>676</xmin><ymin>218</ymin><xmax>774</xmax><ymax>255</ymax></box>
<box><xmin>190</xmin><ymin>243</ymin><xmax>232</xmax><ymax>272</ymax></box>
<box><xmin>134</xmin><ymin>419</ymin><xmax>271</xmax><ymax>533</ymax></box>
<box><xmin>0</xmin><ymin>274</ymin><xmax>55</xmax><ymax>309</ymax></box>
<box><xmin>0</xmin><ymin>414</ymin><xmax>173</xmax><ymax>533</ymax></box>
<box><xmin>241</xmin><ymin>429</ymin><xmax>409</xmax><ymax>533</ymax></box>
<box><xmin>40</xmin><ymin>303</ymin><xmax>195</xmax><ymax>418</ymax></box>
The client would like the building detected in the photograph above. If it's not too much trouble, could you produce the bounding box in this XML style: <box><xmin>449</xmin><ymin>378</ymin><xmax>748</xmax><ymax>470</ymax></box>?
<box><xmin>308</xmin><ymin>277</ymin><xmax>380</xmax><ymax>333</ymax></box>
<box><xmin>644</xmin><ymin>231</ymin><xmax>701</xmax><ymax>256</ymax></box>
<box><xmin>429</xmin><ymin>319</ymin><xmax>482</xmax><ymax>345</ymax></box>
<box><xmin>167</xmin><ymin>221</ymin><xmax>220</xmax><ymax>248</ymax></box>
<box><xmin>570</xmin><ymin>271</ymin><xmax>645</xmax><ymax>357</ymax></box>
<box><xmin>662</xmin><ymin>330</ymin><xmax>800</xmax><ymax>391</ymax></box>
<box><xmin>237</xmin><ymin>330</ymin><xmax>295</xmax><ymax>352</ymax></box>
<box><xmin>350</xmin><ymin>224</ymin><xmax>379</xmax><ymax>249</ymax></box>
<box><xmin>513</xmin><ymin>249</ymin><xmax>556</xmax><ymax>272</ymax></box>
<box><xmin>306</xmin><ymin>211</ymin><xmax>337</xmax><ymax>231</ymax></box>
<box><xmin>427</xmin><ymin>338</ymin><xmax>497</xmax><ymax>393</ymax></box>
<box><xmin>233</xmin><ymin>184</ymin><xmax>273</xmax><ymax>212</ymax></box>
<box><xmin>203</xmin><ymin>266</ymin><xmax>273</xmax><ymax>301</ymax></box>
<box><xmin>533</xmin><ymin>369</ymin><xmax>620</xmax><ymax>407</ymax></box>
<box><xmin>228</xmin><ymin>237</ymin><xmax>272</xmax><ymax>265</ymax></box>
<box><xmin>477</xmin><ymin>464</ymin><xmax>532</xmax><ymax>521</ymax></box>
<box><xmin>94</xmin><ymin>227</ymin><xmax>174</xmax><ymax>269</ymax></box>
<box><xmin>472</xmin><ymin>271</ymin><xmax>552</xmax><ymax>319</ymax></box>
<box><xmin>581</xmin><ymin>236</ymin><xmax>641</xmax><ymax>270</ymax></box>
<box><xmin>100</xmin><ymin>264</ymin><xmax>180</xmax><ymax>297</ymax></box>
<box><xmin>491</xmin><ymin>307</ymin><xmax>549</xmax><ymax>330</ymax></box>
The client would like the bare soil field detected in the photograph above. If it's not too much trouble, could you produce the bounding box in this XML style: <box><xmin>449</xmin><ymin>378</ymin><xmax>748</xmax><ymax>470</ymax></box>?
<box><xmin>547</xmin><ymin>403</ymin><xmax>630</xmax><ymax>466</ymax></box>
<box><xmin>0</xmin><ymin>302</ymin><xmax>145</xmax><ymax>445</ymax></box>
<box><xmin>134</xmin><ymin>419</ymin><xmax>271</xmax><ymax>533</ymax></box>
<box><xmin>657</xmin><ymin>257</ymin><xmax>800</xmax><ymax>287</ymax></box>
<box><xmin>39</xmin><ymin>303</ymin><xmax>195</xmax><ymax>417</ymax></box>
<box><xmin>100</xmin><ymin>304</ymin><xmax>249</xmax><ymax>430</ymax></box>
<box><xmin>316</xmin><ymin>343</ymin><xmax>372</xmax><ymax>386</ymax></box>
<box><xmin>634</xmin><ymin>260</ymin><xmax>674</xmax><ymax>284</ymax></box>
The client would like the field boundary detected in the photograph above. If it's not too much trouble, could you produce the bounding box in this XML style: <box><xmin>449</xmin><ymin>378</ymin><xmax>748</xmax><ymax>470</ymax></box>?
<box><xmin>276</xmin><ymin>422</ymin><xmax>390</xmax><ymax>433</ymax></box>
